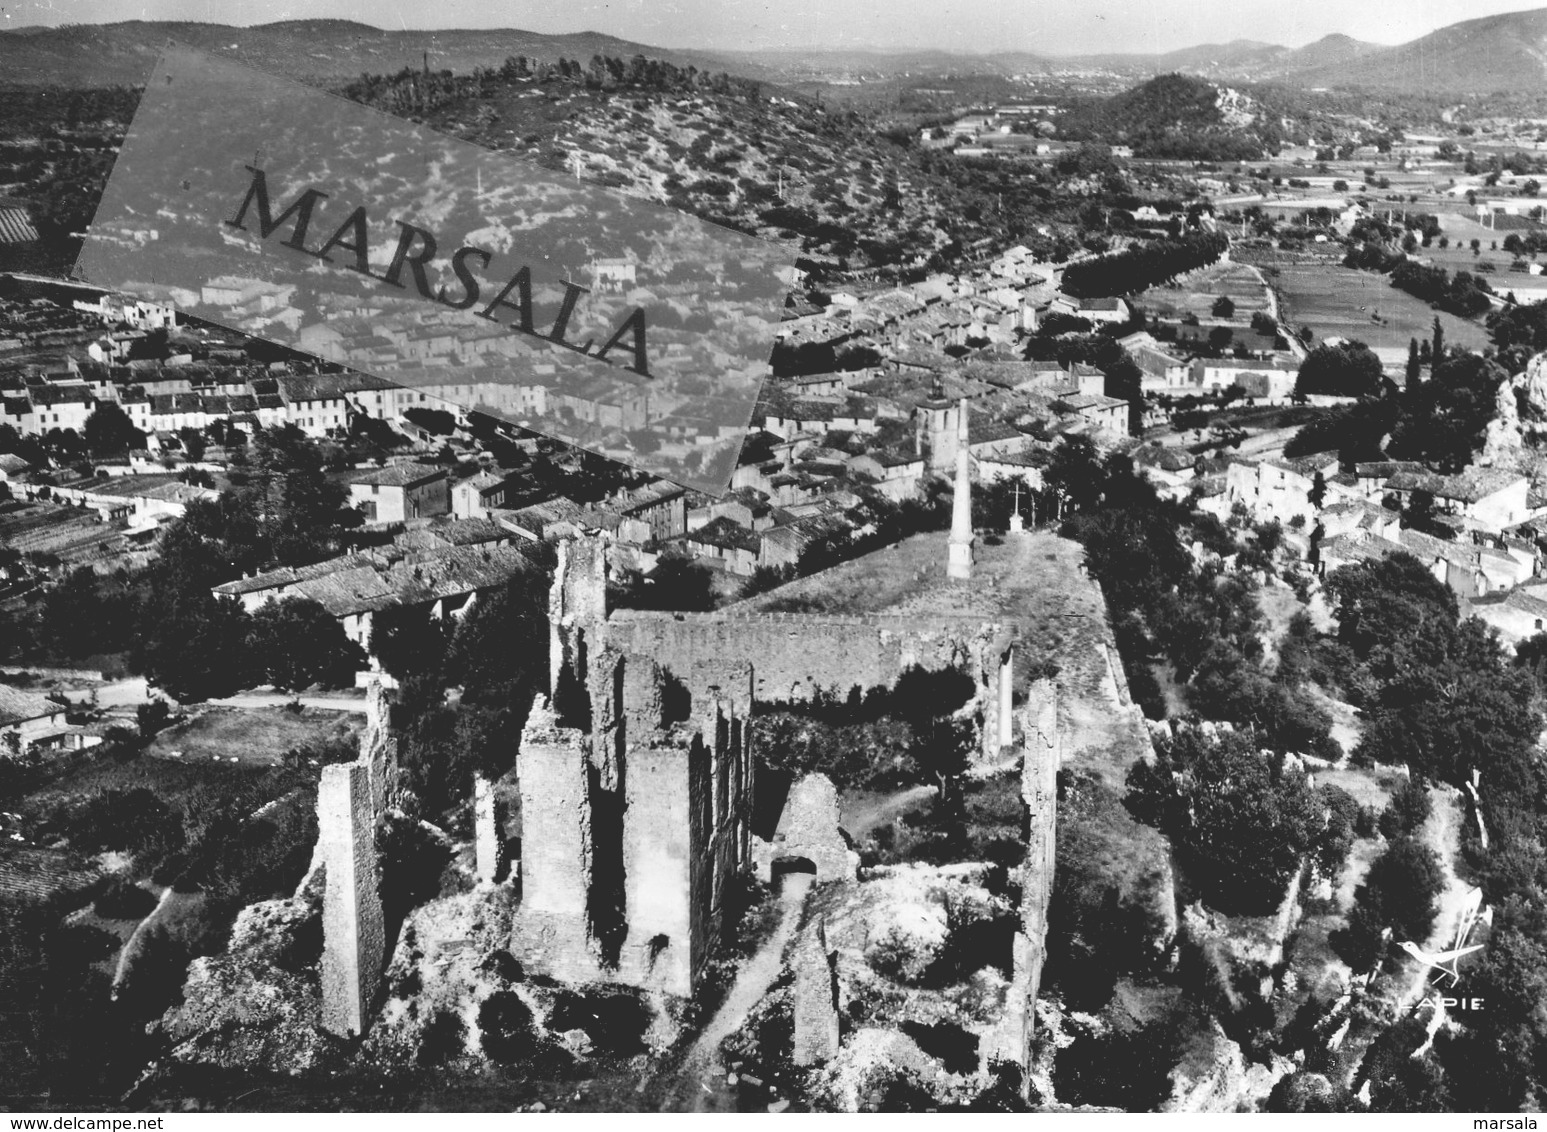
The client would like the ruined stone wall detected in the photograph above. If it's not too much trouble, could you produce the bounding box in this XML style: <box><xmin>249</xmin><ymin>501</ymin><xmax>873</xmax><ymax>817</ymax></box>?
<box><xmin>605</xmin><ymin>612</ymin><xmax>904</xmax><ymax>703</ymax></box>
<box><xmin>793</xmin><ymin>919</ymin><xmax>840</xmax><ymax>1067</ymax></box>
<box><xmin>1020</xmin><ymin>677</ymin><xmax>1059</xmax><ymax>1025</ymax></box>
<box><xmin>605</xmin><ymin>610</ymin><xmax>1015</xmax><ymax>761</ymax></box>
<box><xmin>615</xmin><ymin>686</ymin><xmax>753</xmax><ymax>997</ymax></box>
<box><xmin>319</xmin><ymin>761</ymin><xmax>385</xmax><ymax>1037</ymax></box>
<box><xmin>983</xmin><ymin>677</ymin><xmax>1059</xmax><ymax>1090</ymax></box>
<box><xmin>752</xmin><ymin>772</ymin><xmax>856</xmax><ymax>884</ymax></box>
<box><xmin>617</xmin><ymin>729</ymin><xmax>698</xmax><ymax>996</ymax></box>
<box><xmin>509</xmin><ymin>696</ymin><xmax>604</xmax><ymax>985</ymax></box>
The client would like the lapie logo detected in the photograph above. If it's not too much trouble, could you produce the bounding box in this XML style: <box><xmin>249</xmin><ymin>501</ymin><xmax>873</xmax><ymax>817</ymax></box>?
<box><xmin>1401</xmin><ymin>886</ymin><xmax>1489</xmax><ymax>998</ymax></box>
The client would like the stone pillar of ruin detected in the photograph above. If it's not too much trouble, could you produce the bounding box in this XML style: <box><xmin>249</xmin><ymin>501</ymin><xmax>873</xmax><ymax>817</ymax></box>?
<box><xmin>360</xmin><ymin>678</ymin><xmax>398</xmax><ymax>814</ymax></box>
<box><xmin>319</xmin><ymin>761</ymin><xmax>385</xmax><ymax>1037</ymax></box>
<box><xmin>998</xmin><ymin>646</ymin><xmax>1015</xmax><ymax>749</ymax></box>
<box><xmin>509</xmin><ymin>695</ymin><xmax>603</xmax><ymax>984</ymax></box>
<box><xmin>474</xmin><ymin>773</ymin><xmax>504</xmax><ymax>884</ymax></box>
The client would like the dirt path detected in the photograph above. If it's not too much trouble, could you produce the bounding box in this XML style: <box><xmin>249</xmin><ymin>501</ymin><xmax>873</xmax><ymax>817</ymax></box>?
<box><xmin>1306</xmin><ymin>686</ymin><xmax>1362</xmax><ymax>756</ymax></box>
<box><xmin>664</xmin><ymin>872</ymin><xmax>815</xmax><ymax>1112</ymax></box>
<box><xmin>841</xmin><ymin>785</ymin><xmax>935</xmax><ymax>842</ymax></box>
<box><xmin>1336</xmin><ymin>786</ymin><xmax>1474</xmax><ymax>1087</ymax></box>
<box><xmin>111</xmin><ymin>884</ymin><xmax>177</xmax><ymax>995</ymax></box>
<box><xmin>1395</xmin><ymin>787</ymin><xmax>1473</xmax><ymax>1012</ymax></box>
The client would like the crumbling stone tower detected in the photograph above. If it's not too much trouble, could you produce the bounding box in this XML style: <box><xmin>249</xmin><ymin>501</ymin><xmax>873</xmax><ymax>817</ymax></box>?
<box><xmin>512</xmin><ymin>542</ymin><xmax>757</xmax><ymax>998</ymax></box>
<box><xmin>510</xmin><ymin>696</ymin><xmax>607</xmax><ymax>984</ymax></box>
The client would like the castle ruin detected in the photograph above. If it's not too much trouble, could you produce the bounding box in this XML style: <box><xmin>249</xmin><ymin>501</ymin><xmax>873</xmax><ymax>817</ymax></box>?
<box><xmin>313</xmin><ymin>485</ymin><xmax>1062</xmax><ymax>1054</ymax></box>
<box><xmin>514</xmin><ymin>518</ymin><xmax>1029</xmax><ymax>999</ymax></box>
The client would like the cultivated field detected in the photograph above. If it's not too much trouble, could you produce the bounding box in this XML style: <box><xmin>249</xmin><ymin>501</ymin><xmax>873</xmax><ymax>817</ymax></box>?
<box><xmin>0</xmin><ymin>500</ymin><xmax>134</xmax><ymax>569</ymax></box>
<box><xmin>1139</xmin><ymin>261</ymin><xmax>1273</xmax><ymax>322</ymax></box>
<box><xmin>1271</xmin><ymin>262</ymin><xmax>1491</xmax><ymax>352</ymax></box>
<box><xmin>146</xmin><ymin>705</ymin><xmax>363</xmax><ymax>767</ymax></box>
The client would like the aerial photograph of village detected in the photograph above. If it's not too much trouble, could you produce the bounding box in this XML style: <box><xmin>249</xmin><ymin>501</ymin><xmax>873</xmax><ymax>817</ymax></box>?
<box><xmin>6</xmin><ymin>0</ymin><xmax>1547</xmax><ymax>1118</ymax></box>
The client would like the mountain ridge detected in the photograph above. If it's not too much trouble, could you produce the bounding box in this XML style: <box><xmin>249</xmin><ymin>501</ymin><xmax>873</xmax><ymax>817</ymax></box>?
<box><xmin>2</xmin><ymin>8</ymin><xmax>1547</xmax><ymax>94</ymax></box>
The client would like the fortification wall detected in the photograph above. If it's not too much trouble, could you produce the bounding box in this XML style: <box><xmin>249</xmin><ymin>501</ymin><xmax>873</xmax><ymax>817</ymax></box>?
<box><xmin>983</xmin><ymin>677</ymin><xmax>1059</xmax><ymax>1091</ymax></box>
<box><xmin>1020</xmin><ymin>678</ymin><xmax>1059</xmax><ymax>1024</ymax></box>
<box><xmin>318</xmin><ymin>761</ymin><xmax>385</xmax><ymax>1037</ymax></box>
<box><xmin>605</xmin><ymin>610</ymin><xmax>1010</xmax><ymax>707</ymax></box>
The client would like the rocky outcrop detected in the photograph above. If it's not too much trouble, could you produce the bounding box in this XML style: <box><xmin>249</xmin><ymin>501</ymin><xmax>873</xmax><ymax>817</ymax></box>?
<box><xmin>805</xmin><ymin>1028</ymin><xmax>945</xmax><ymax>1113</ymax></box>
<box><xmin>1481</xmin><ymin>353</ymin><xmax>1547</xmax><ymax>464</ymax></box>
<box><xmin>863</xmin><ymin>897</ymin><xmax>950</xmax><ymax>983</ymax></box>
<box><xmin>158</xmin><ymin>882</ymin><xmax>342</xmax><ymax>1077</ymax></box>
<box><xmin>1518</xmin><ymin>351</ymin><xmax>1547</xmax><ymax>423</ymax></box>
<box><xmin>1480</xmin><ymin>373</ymin><xmax>1524</xmax><ymax>464</ymax></box>
<box><xmin>1159</xmin><ymin>1019</ymin><xmax>1246</xmax><ymax>1112</ymax></box>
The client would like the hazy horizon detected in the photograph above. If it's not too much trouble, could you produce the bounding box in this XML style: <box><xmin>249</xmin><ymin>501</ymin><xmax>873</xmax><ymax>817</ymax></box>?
<box><xmin>3</xmin><ymin>0</ymin><xmax>1547</xmax><ymax>57</ymax></box>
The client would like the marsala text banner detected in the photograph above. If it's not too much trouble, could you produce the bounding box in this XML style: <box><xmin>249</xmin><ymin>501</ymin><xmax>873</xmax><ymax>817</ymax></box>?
<box><xmin>76</xmin><ymin>45</ymin><xmax>793</xmax><ymax>495</ymax></box>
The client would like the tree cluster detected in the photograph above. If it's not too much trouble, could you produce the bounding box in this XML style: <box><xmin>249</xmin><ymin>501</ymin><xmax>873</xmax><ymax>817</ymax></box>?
<box><xmin>1389</xmin><ymin>260</ymin><xmax>1493</xmax><ymax>319</ymax></box>
<box><xmin>1060</xmin><ymin>231</ymin><xmax>1229</xmax><ymax>299</ymax></box>
<box><xmin>1126</xmin><ymin>727</ymin><xmax>1329</xmax><ymax>914</ymax></box>
<box><xmin>1294</xmin><ymin>341</ymin><xmax>1385</xmax><ymax>398</ymax></box>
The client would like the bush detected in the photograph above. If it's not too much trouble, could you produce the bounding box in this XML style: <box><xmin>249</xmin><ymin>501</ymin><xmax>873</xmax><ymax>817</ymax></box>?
<box><xmin>478</xmin><ymin>991</ymin><xmax>537</xmax><ymax>1063</ymax></box>
<box><xmin>1315</xmin><ymin>785</ymin><xmax>1362</xmax><ymax>882</ymax></box>
<box><xmin>1126</xmin><ymin>729</ymin><xmax>1324</xmax><ymax>915</ymax></box>
<box><xmin>418</xmin><ymin>1008</ymin><xmax>466</xmax><ymax>1066</ymax></box>
<box><xmin>1377</xmin><ymin>778</ymin><xmax>1432</xmax><ymax>840</ymax></box>
<box><xmin>547</xmin><ymin>988</ymin><xmax>651</xmax><ymax>1056</ymax></box>
<box><xmin>1332</xmin><ymin>836</ymin><xmax>1446</xmax><ymax>970</ymax></box>
<box><xmin>136</xmin><ymin>699</ymin><xmax>170</xmax><ymax>739</ymax></box>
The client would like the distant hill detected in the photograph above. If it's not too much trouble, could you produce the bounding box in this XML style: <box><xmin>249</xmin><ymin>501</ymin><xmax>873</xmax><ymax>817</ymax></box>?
<box><xmin>1290</xmin><ymin>7</ymin><xmax>1547</xmax><ymax>92</ymax></box>
<box><xmin>1059</xmin><ymin>73</ymin><xmax>1281</xmax><ymax>161</ymax></box>
<box><xmin>1278</xmin><ymin>33</ymin><xmax>1384</xmax><ymax>74</ymax></box>
<box><xmin>0</xmin><ymin>19</ymin><xmax>769</xmax><ymax>88</ymax></box>
<box><xmin>729</xmin><ymin>7</ymin><xmax>1547</xmax><ymax>96</ymax></box>
<box><xmin>1152</xmin><ymin>39</ymin><xmax>1290</xmax><ymax>74</ymax></box>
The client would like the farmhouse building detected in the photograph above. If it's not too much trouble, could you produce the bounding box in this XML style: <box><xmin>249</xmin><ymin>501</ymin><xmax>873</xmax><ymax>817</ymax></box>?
<box><xmin>1223</xmin><ymin>453</ymin><xmax>1340</xmax><ymax>527</ymax></box>
<box><xmin>0</xmin><ymin>686</ymin><xmax>69</xmax><ymax>754</ymax></box>
<box><xmin>348</xmin><ymin>463</ymin><xmax>450</xmax><ymax>524</ymax></box>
